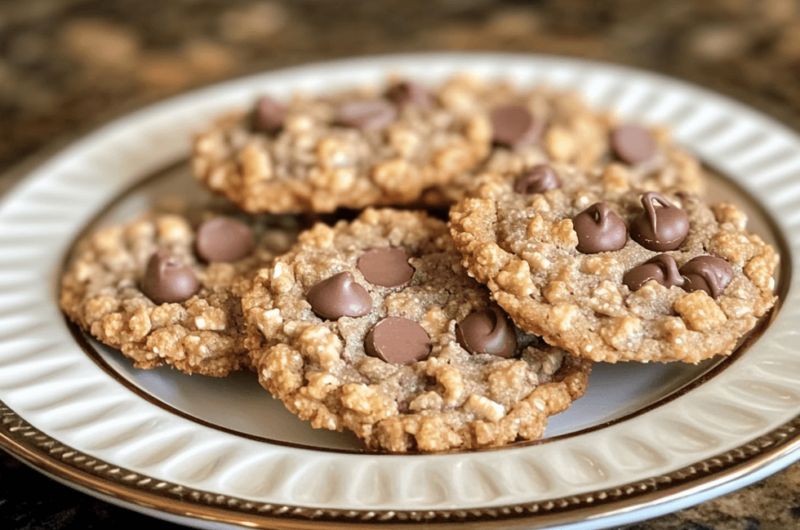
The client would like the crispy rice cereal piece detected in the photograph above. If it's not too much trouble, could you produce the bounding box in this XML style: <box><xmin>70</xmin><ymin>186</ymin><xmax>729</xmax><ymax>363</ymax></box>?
<box><xmin>243</xmin><ymin>209</ymin><xmax>591</xmax><ymax>452</ymax></box>
<box><xmin>60</xmin><ymin>212</ymin><xmax>302</xmax><ymax>376</ymax></box>
<box><xmin>449</xmin><ymin>166</ymin><xmax>777</xmax><ymax>363</ymax></box>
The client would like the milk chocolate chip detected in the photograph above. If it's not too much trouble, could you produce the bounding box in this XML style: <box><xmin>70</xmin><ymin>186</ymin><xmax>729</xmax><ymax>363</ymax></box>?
<box><xmin>335</xmin><ymin>100</ymin><xmax>397</xmax><ymax>130</ymax></box>
<box><xmin>680</xmin><ymin>256</ymin><xmax>734</xmax><ymax>299</ymax></box>
<box><xmin>490</xmin><ymin>104</ymin><xmax>543</xmax><ymax>148</ymax></box>
<box><xmin>365</xmin><ymin>317</ymin><xmax>432</xmax><ymax>365</ymax></box>
<box><xmin>456</xmin><ymin>307</ymin><xmax>517</xmax><ymax>358</ymax></box>
<box><xmin>513</xmin><ymin>164</ymin><xmax>561</xmax><ymax>195</ymax></box>
<box><xmin>630</xmin><ymin>192</ymin><xmax>690</xmax><ymax>251</ymax></box>
<box><xmin>572</xmin><ymin>202</ymin><xmax>628</xmax><ymax>254</ymax></box>
<box><xmin>141</xmin><ymin>253</ymin><xmax>200</xmax><ymax>305</ymax></box>
<box><xmin>306</xmin><ymin>272</ymin><xmax>372</xmax><ymax>320</ymax></box>
<box><xmin>622</xmin><ymin>254</ymin><xmax>683</xmax><ymax>291</ymax></box>
<box><xmin>253</xmin><ymin>95</ymin><xmax>288</xmax><ymax>133</ymax></box>
<box><xmin>385</xmin><ymin>81</ymin><xmax>435</xmax><ymax>109</ymax></box>
<box><xmin>357</xmin><ymin>247</ymin><xmax>414</xmax><ymax>288</ymax></box>
<box><xmin>611</xmin><ymin>124</ymin><xmax>656</xmax><ymax>164</ymax></box>
<box><xmin>195</xmin><ymin>218</ymin><xmax>255</xmax><ymax>263</ymax></box>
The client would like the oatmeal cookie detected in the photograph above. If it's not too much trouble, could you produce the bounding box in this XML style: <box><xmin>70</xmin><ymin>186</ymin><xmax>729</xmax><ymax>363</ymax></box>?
<box><xmin>243</xmin><ymin>209</ymin><xmax>591</xmax><ymax>452</ymax></box>
<box><xmin>449</xmin><ymin>166</ymin><xmax>778</xmax><ymax>363</ymax></box>
<box><xmin>420</xmin><ymin>80</ymin><xmax>706</xmax><ymax>205</ymax></box>
<box><xmin>192</xmin><ymin>77</ymin><xmax>492</xmax><ymax>213</ymax></box>
<box><xmin>60</xmin><ymin>211</ymin><xmax>302</xmax><ymax>376</ymax></box>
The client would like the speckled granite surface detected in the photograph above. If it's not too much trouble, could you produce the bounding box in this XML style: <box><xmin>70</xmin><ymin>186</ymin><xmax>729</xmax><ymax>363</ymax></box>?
<box><xmin>1</xmin><ymin>1</ymin><xmax>800</xmax><ymax>529</ymax></box>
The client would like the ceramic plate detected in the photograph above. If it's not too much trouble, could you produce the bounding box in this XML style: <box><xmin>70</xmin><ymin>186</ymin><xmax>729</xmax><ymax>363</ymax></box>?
<box><xmin>0</xmin><ymin>53</ymin><xmax>798</xmax><ymax>530</ymax></box>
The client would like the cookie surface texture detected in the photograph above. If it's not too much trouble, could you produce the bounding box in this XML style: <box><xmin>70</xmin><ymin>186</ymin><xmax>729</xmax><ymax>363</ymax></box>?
<box><xmin>243</xmin><ymin>209</ymin><xmax>591</xmax><ymax>452</ymax></box>
<box><xmin>60</xmin><ymin>212</ymin><xmax>301</xmax><ymax>376</ymax></box>
<box><xmin>449</xmin><ymin>166</ymin><xmax>778</xmax><ymax>363</ymax></box>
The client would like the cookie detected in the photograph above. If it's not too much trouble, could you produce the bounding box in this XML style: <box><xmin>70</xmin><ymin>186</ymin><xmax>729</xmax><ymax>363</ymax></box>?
<box><xmin>60</xmin><ymin>211</ymin><xmax>302</xmax><ymax>376</ymax></box>
<box><xmin>243</xmin><ymin>209</ymin><xmax>591</xmax><ymax>452</ymax></box>
<box><xmin>449</xmin><ymin>165</ymin><xmax>778</xmax><ymax>363</ymax></box>
<box><xmin>191</xmin><ymin>77</ymin><xmax>492</xmax><ymax>213</ymax></box>
<box><xmin>420</xmin><ymin>81</ymin><xmax>706</xmax><ymax>205</ymax></box>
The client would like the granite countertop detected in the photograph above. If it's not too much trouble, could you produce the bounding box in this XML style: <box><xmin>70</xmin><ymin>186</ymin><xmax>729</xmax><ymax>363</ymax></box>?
<box><xmin>1</xmin><ymin>1</ymin><xmax>799</xmax><ymax>529</ymax></box>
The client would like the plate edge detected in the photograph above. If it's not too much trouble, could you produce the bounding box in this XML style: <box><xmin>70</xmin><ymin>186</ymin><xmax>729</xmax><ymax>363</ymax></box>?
<box><xmin>1</xmin><ymin>398</ymin><xmax>799</xmax><ymax>529</ymax></box>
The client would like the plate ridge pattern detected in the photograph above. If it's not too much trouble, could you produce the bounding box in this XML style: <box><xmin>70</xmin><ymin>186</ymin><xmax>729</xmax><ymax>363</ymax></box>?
<box><xmin>1</xmin><ymin>402</ymin><xmax>799</xmax><ymax>524</ymax></box>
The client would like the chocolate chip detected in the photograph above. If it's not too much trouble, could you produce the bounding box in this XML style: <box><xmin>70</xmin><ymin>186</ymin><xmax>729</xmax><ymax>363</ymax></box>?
<box><xmin>306</xmin><ymin>272</ymin><xmax>372</xmax><ymax>320</ymax></box>
<box><xmin>680</xmin><ymin>256</ymin><xmax>734</xmax><ymax>299</ymax></box>
<box><xmin>630</xmin><ymin>192</ymin><xmax>690</xmax><ymax>251</ymax></box>
<box><xmin>490</xmin><ymin>104</ymin><xmax>543</xmax><ymax>148</ymax></box>
<box><xmin>357</xmin><ymin>247</ymin><xmax>414</xmax><ymax>288</ymax></box>
<box><xmin>622</xmin><ymin>254</ymin><xmax>683</xmax><ymax>291</ymax></box>
<box><xmin>611</xmin><ymin>124</ymin><xmax>656</xmax><ymax>164</ymax></box>
<box><xmin>195</xmin><ymin>218</ymin><xmax>255</xmax><ymax>263</ymax></box>
<box><xmin>572</xmin><ymin>202</ymin><xmax>628</xmax><ymax>254</ymax></box>
<box><xmin>456</xmin><ymin>307</ymin><xmax>517</xmax><ymax>358</ymax></box>
<box><xmin>335</xmin><ymin>100</ymin><xmax>397</xmax><ymax>130</ymax></box>
<box><xmin>385</xmin><ymin>81</ymin><xmax>435</xmax><ymax>110</ymax></box>
<box><xmin>365</xmin><ymin>317</ymin><xmax>432</xmax><ymax>365</ymax></box>
<box><xmin>141</xmin><ymin>253</ymin><xmax>200</xmax><ymax>305</ymax></box>
<box><xmin>253</xmin><ymin>95</ymin><xmax>288</xmax><ymax>133</ymax></box>
<box><xmin>513</xmin><ymin>164</ymin><xmax>562</xmax><ymax>195</ymax></box>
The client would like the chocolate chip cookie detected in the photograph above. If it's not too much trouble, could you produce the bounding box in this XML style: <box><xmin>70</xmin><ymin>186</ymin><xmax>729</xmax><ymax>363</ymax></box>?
<box><xmin>420</xmin><ymin>82</ymin><xmax>706</xmax><ymax>205</ymax></box>
<box><xmin>243</xmin><ymin>208</ymin><xmax>591</xmax><ymax>452</ymax></box>
<box><xmin>192</xmin><ymin>77</ymin><xmax>492</xmax><ymax>213</ymax></box>
<box><xmin>60</xmin><ymin>211</ymin><xmax>302</xmax><ymax>376</ymax></box>
<box><xmin>449</xmin><ymin>166</ymin><xmax>778</xmax><ymax>363</ymax></box>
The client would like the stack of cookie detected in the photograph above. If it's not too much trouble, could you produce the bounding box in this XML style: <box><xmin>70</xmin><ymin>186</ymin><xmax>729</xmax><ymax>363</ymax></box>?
<box><xmin>60</xmin><ymin>75</ymin><xmax>778</xmax><ymax>453</ymax></box>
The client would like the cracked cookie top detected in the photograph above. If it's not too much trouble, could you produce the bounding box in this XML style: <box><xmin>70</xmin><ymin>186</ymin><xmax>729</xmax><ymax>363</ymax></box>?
<box><xmin>60</xmin><ymin>211</ymin><xmax>302</xmax><ymax>376</ymax></box>
<box><xmin>449</xmin><ymin>165</ymin><xmax>778</xmax><ymax>363</ymax></box>
<box><xmin>242</xmin><ymin>208</ymin><xmax>591</xmax><ymax>452</ymax></box>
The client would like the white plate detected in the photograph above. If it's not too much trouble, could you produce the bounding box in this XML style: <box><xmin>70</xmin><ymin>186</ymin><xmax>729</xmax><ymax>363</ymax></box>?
<box><xmin>0</xmin><ymin>53</ymin><xmax>798</xmax><ymax>530</ymax></box>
